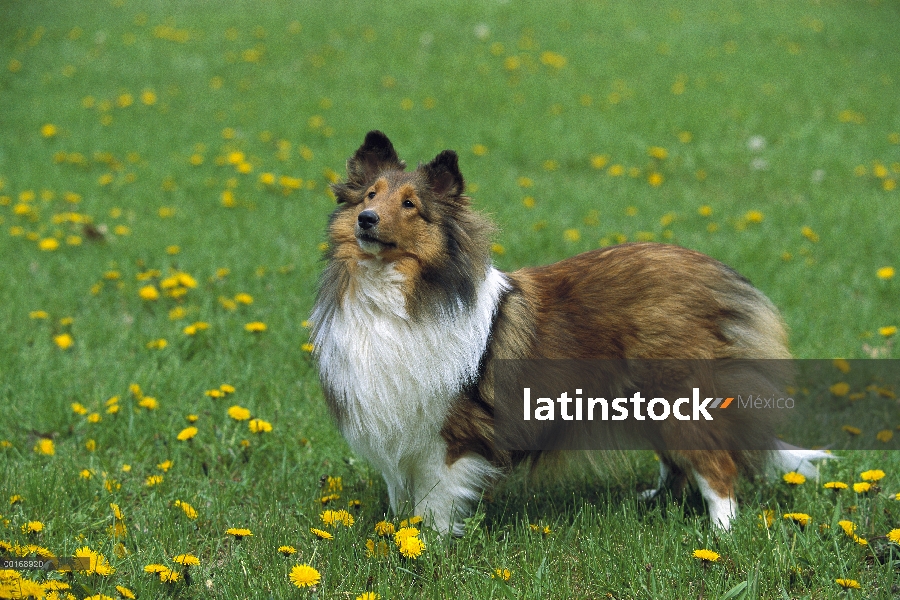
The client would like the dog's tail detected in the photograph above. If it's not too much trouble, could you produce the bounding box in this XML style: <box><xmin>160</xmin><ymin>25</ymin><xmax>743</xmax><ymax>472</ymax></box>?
<box><xmin>769</xmin><ymin>440</ymin><xmax>834</xmax><ymax>478</ymax></box>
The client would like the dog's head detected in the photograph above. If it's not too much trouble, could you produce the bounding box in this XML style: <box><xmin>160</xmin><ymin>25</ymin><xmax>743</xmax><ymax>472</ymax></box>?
<box><xmin>325</xmin><ymin>131</ymin><xmax>494</xmax><ymax>313</ymax></box>
<box><xmin>330</xmin><ymin>131</ymin><xmax>474</xmax><ymax>262</ymax></box>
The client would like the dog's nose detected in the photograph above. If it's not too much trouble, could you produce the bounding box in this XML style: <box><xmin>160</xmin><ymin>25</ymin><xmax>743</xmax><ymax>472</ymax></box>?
<box><xmin>358</xmin><ymin>210</ymin><xmax>379</xmax><ymax>230</ymax></box>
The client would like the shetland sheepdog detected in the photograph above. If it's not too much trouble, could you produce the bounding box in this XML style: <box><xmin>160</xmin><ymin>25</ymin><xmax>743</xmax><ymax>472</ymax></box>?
<box><xmin>310</xmin><ymin>131</ymin><xmax>827</xmax><ymax>535</ymax></box>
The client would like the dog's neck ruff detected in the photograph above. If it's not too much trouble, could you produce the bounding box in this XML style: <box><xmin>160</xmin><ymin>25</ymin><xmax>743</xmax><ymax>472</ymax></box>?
<box><xmin>312</xmin><ymin>258</ymin><xmax>508</xmax><ymax>467</ymax></box>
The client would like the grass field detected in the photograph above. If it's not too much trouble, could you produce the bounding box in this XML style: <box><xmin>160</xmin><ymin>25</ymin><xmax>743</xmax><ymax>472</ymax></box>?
<box><xmin>1</xmin><ymin>0</ymin><xmax>899</xmax><ymax>598</ymax></box>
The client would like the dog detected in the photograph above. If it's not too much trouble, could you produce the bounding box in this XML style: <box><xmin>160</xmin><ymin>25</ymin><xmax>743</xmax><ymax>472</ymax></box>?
<box><xmin>310</xmin><ymin>130</ymin><xmax>827</xmax><ymax>534</ymax></box>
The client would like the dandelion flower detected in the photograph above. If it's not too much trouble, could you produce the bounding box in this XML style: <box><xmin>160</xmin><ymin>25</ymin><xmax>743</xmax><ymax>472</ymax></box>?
<box><xmin>53</xmin><ymin>333</ymin><xmax>73</xmax><ymax>350</ymax></box>
<box><xmin>145</xmin><ymin>475</ymin><xmax>163</xmax><ymax>486</ymax></box>
<box><xmin>853</xmin><ymin>482</ymin><xmax>871</xmax><ymax>493</ymax></box>
<box><xmin>157</xmin><ymin>460</ymin><xmax>173</xmax><ymax>472</ymax></box>
<box><xmin>374</xmin><ymin>521</ymin><xmax>395</xmax><ymax>537</ymax></box>
<box><xmin>244</xmin><ymin>321</ymin><xmax>267</xmax><ymax>332</ymax></box>
<box><xmin>115</xmin><ymin>585</ymin><xmax>136</xmax><ymax>599</ymax></box>
<box><xmin>835</xmin><ymin>579</ymin><xmax>861</xmax><ymax>589</ymax></box>
<box><xmin>173</xmin><ymin>554</ymin><xmax>199</xmax><ymax>566</ymax></box>
<box><xmin>860</xmin><ymin>469</ymin><xmax>885</xmax><ymax>482</ymax></box>
<box><xmin>248</xmin><ymin>418</ymin><xmax>272</xmax><ymax>433</ymax></box>
<box><xmin>138</xmin><ymin>397</ymin><xmax>159</xmax><ymax>410</ymax></box>
<box><xmin>289</xmin><ymin>564</ymin><xmax>321</xmax><ymax>588</ymax></box>
<box><xmin>159</xmin><ymin>568</ymin><xmax>179</xmax><ymax>583</ymax></box>
<box><xmin>34</xmin><ymin>438</ymin><xmax>55</xmax><ymax>455</ymax></box>
<box><xmin>692</xmin><ymin>549</ymin><xmax>720</xmax><ymax>562</ymax></box>
<box><xmin>397</xmin><ymin>534</ymin><xmax>425</xmax><ymax>559</ymax></box>
<box><xmin>356</xmin><ymin>593</ymin><xmax>379</xmax><ymax>600</ymax></box>
<box><xmin>321</xmin><ymin>509</ymin><xmax>354</xmax><ymax>527</ymax></box>
<box><xmin>228</xmin><ymin>405</ymin><xmax>251</xmax><ymax>421</ymax></box>
<box><xmin>144</xmin><ymin>563</ymin><xmax>167</xmax><ymax>574</ymax></box>
<box><xmin>226</xmin><ymin>527</ymin><xmax>252</xmax><ymax>539</ymax></box>
<box><xmin>234</xmin><ymin>293</ymin><xmax>253</xmax><ymax>305</ymax></box>
<box><xmin>842</xmin><ymin>425</ymin><xmax>862</xmax><ymax>435</ymax></box>
<box><xmin>393</xmin><ymin>527</ymin><xmax>419</xmax><ymax>545</ymax></box>
<box><xmin>880</xmin><ymin>326</ymin><xmax>897</xmax><ymax>337</ymax></box>
<box><xmin>22</xmin><ymin>521</ymin><xmax>43</xmax><ymax>534</ymax></box>
<box><xmin>278</xmin><ymin>545</ymin><xmax>297</xmax><ymax>556</ymax></box>
<box><xmin>824</xmin><ymin>481</ymin><xmax>848</xmax><ymax>490</ymax></box>
<box><xmin>138</xmin><ymin>285</ymin><xmax>160</xmax><ymax>301</ymax></box>
<box><xmin>783</xmin><ymin>513</ymin><xmax>811</xmax><ymax>527</ymax></box>
<box><xmin>492</xmin><ymin>568</ymin><xmax>512</xmax><ymax>581</ymax></box>
<box><xmin>829</xmin><ymin>382</ymin><xmax>850</xmax><ymax>396</ymax></box>
<box><xmin>888</xmin><ymin>529</ymin><xmax>900</xmax><ymax>544</ymax></box>
<box><xmin>310</xmin><ymin>528</ymin><xmax>333</xmax><ymax>540</ymax></box>
<box><xmin>877</xmin><ymin>266</ymin><xmax>895</xmax><ymax>279</ymax></box>
<box><xmin>783</xmin><ymin>472</ymin><xmax>806</xmax><ymax>485</ymax></box>
<box><xmin>177</xmin><ymin>426</ymin><xmax>198</xmax><ymax>441</ymax></box>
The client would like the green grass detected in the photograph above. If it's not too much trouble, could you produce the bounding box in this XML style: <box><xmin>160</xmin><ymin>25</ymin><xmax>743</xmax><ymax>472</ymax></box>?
<box><xmin>1</xmin><ymin>0</ymin><xmax>899</xmax><ymax>597</ymax></box>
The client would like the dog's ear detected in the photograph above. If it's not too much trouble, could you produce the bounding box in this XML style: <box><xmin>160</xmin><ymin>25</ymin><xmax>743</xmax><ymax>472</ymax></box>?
<box><xmin>346</xmin><ymin>130</ymin><xmax>405</xmax><ymax>185</ymax></box>
<box><xmin>422</xmin><ymin>150</ymin><xmax>464</xmax><ymax>197</ymax></box>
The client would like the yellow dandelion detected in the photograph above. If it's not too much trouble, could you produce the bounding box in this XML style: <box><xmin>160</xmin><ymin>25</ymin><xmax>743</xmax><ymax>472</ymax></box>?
<box><xmin>853</xmin><ymin>482</ymin><xmax>871</xmax><ymax>493</ymax></box>
<box><xmin>40</xmin><ymin>123</ymin><xmax>57</xmax><ymax>138</ymax></box>
<box><xmin>115</xmin><ymin>585</ymin><xmax>136</xmax><ymax>599</ymax></box>
<box><xmin>745</xmin><ymin>210</ymin><xmax>764</xmax><ymax>223</ymax></box>
<box><xmin>374</xmin><ymin>521</ymin><xmax>395</xmax><ymax>537</ymax></box>
<box><xmin>174</xmin><ymin>500</ymin><xmax>198</xmax><ymax>519</ymax></box>
<box><xmin>782</xmin><ymin>471</ymin><xmax>806</xmax><ymax>485</ymax></box>
<box><xmin>860</xmin><ymin>469</ymin><xmax>885</xmax><ymax>482</ymax></box>
<box><xmin>877</xmin><ymin>266</ymin><xmax>895</xmax><ymax>280</ymax></box>
<box><xmin>138</xmin><ymin>397</ymin><xmax>158</xmax><ymax>410</ymax></box>
<box><xmin>472</xmin><ymin>144</ymin><xmax>488</xmax><ymax>156</ymax></box>
<box><xmin>311</xmin><ymin>528</ymin><xmax>333</xmax><ymax>540</ymax></box>
<box><xmin>225</xmin><ymin>527</ymin><xmax>252</xmax><ymax>539</ymax></box>
<box><xmin>278</xmin><ymin>545</ymin><xmax>297</xmax><ymax>556</ymax></box>
<box><xmin>842</xmin><ymin>425</ymin><xmax>862</xmax><ymax>435</ymax></box>
<box><xmin>880</xmin><ymin>326</ymin><xmax>898</xmax><ymax>337</ymax></box>
<box><xmin>783</xmin><ymin>513</ymin><xmax>810</xmax><ymax>527</ymax></box>
<box><xmin>34</xmin><ymin>438</ymin><xmax>55</xmax><ymax>456</ymax></box>
<box><xmin>244</xmin><ymin>321</ymin><xmax>267</xmax><ymax>332</ymax></box>
<box><xmin>234</xmin><ymin>293</ymin><xmax>253</xmax><ymax>305</ymax></box>
<box><xmin>53</xmin><ymin>333</ymin><xmax>73</xmax><ymax>350</ymax></box>
<box><xmin>173</xmin><ymin>554</ymin><xmax>199</xmax><ymax>566</ymax></box>
<box><xmin>248</xmin><ymin>418</ymin><xmax>272</xmax><ymax>433</ymax></box>
<box><xmin>887</xmin><ymin>529</ymin><xmax>900</xmax><ymax>544</ymax></box>
<box><xmin>835</xmin><ymin>579</ymin><xmax>861</xmax><ymax>589</ymax></box>
<box><xmin>824</xmin><ymin>481</ymin><xmax>848</xmax><ymax>490</ymax></box>
<box><xmin>289</xmin><ymin>564</ymin><xmax>321</xmax><ymax>588</ymax></box>
<box><xmin>397</xmin><ymin>534</ymin><xmax>425</xmax><ymax>559</ymax></box>
<box><xmin>145</xmin><ymin>475</ymin><xmax>163</xmax><ymax>486</ymax></box>
<box><xmin>177</xmin><ymin>426</ymin><xmax>198</xmax><ymax>441</ymax></box>
<box><xmin>22</xmin><ymin>521</ymin><xmax>43</xmax><ymax>534</ymax></box>
<box><xmin>29</xmin><ymin>310</ymin><xmax>49</xmax><ymax>319</ymax></box>
<box><xmin>321</xmin><ymin>509</ymin><xmax>354</xmax><ymax>527</ymax></box>
<box><xmin>356</xmin><ymin>593</ymin><xmax>379</xmax><ymax>600</ymax></box>
<box><xmin>71</xmin><ymin>402</ymin><xmax>88</xmax><ymax>415</ymax></box>
<box><xmin>877</xmin><ymin>430</ymin><xmax>894</xmax><ymax>443</ymax></box>
<box><xmin>492</xmin><ymin>568</ymin><xmax>512</xmax><ymax>581</ymax></box>
<box><xmin>692</xmin><ymin>549</ymin><xmax>720</xmax><ymax>562</ymax></box>
<box><xmin>138</xmin><ymin>285</ymin><xmax>160</xmax><ymax>301</ymax></box>
<box><xmin>228</xmin><ymin>405</ymin><xmax>251</xmax><ymax>421</ymax></box>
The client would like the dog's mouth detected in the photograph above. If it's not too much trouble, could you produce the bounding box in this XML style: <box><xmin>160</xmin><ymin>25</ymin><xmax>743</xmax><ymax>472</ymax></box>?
<box><xmin>355</xmin><ymin>230</ymin><xmax>397</xmax><ymax>253</ymax></box>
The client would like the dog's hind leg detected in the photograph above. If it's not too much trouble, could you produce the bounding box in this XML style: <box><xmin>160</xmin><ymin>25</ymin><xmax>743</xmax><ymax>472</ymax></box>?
<box><xmin>686</xmin><ymin>451</ymin><xmax>738</xmax><ymax>530</ymax></box>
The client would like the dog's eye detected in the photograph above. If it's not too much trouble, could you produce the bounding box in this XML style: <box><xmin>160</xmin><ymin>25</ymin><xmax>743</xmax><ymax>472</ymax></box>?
<box><xmin>367</xmin><ymin>191</ymin><xmax>376</xmax><ymax>199</ymax></box>
<box><xmin>402</xmin><ymin>199</ymin><xmax>415</xmax><ymax>209</ymax></box>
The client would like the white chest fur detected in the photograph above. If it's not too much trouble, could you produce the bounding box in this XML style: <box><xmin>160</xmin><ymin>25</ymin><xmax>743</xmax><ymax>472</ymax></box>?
<box><xmin>311</xmin><ymin>259</ymin><xmax>508</xmax><ymax>472</ymax></box>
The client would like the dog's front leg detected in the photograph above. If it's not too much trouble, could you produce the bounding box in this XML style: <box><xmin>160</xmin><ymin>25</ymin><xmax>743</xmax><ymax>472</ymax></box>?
<box><xmin>404</xmin><ymin>444</ymin><xmax>500</xmax><ymax>536</ymax></box>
